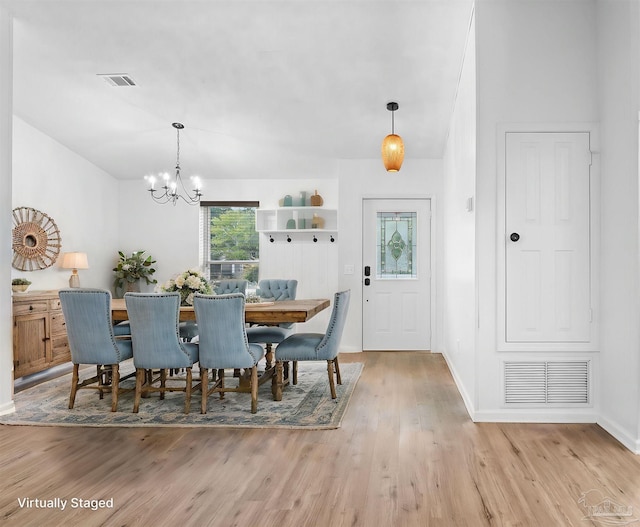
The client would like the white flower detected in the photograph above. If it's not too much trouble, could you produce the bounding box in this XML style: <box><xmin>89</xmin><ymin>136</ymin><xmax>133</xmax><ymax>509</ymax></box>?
<box><xmin>186</xmin><ymin>275</ymin><xmax>201</xmax><ymax>290</ymax></box>
<box><xmin>174</xmin><ymin>275</ymin><xmax>186</xmax><ymax>288</ymax></box>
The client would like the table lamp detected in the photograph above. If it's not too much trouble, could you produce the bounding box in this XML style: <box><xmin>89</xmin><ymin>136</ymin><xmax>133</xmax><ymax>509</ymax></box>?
<box><xmin>61</xmin><ymin>252</ymin><xmax>89</xmax><ymax>288</ymax></box>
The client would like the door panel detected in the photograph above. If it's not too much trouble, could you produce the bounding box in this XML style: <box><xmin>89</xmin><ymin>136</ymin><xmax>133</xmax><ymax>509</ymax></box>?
<box><xmin>506</xmin><ymin>132</ymin><xmax>591</xmax><ymax>342</ymax></box>
<box><xmin>363</xmin><ymin>199</ymin><xmax>431</xmax><ymax>350</ymax></box>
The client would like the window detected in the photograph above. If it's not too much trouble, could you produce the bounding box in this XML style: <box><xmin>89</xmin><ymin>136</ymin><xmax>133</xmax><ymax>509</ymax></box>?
<box><xmin>200</xmin><ymin>201</ymin><xmax>259</xmax><ymax>290</ymax></box>
<box><xmin>376</xmin><ymin>211</ymin><xmax>417</xmax><ymax>278</ymax></box>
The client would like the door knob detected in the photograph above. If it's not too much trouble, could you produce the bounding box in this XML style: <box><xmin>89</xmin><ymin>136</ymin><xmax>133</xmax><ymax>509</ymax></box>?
<box><xmin>510</xmin><ymin>232</ymin><xmax>520</xmax><ymax>242</ymax></box>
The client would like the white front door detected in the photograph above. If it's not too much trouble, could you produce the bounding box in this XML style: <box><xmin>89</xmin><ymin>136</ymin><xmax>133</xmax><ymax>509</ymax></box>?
<box><xmin>362</xmin><ymin>198</ymin><xmax>431</xmax><ymax>350</ymax></box>
<box><xmin>505</xmin><ymin>132</ymin><xmax>592</xmax><ymax>342</ymax></box>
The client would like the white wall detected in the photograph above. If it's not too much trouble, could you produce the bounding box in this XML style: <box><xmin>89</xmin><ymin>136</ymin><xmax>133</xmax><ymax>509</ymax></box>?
<box><xmin>442</xmin><ymin>12</ymin><xmax>477</xmax><ymax>416</ymax></box>
<box><xmin>12</xmin><ymin>117</ymin><xmax>120</xmax><ymax>291</ymax></box>
<box><xmin>595</xmin><ymin>0</ymin><xmax>640</xmax><ymax>452</ymax></box>
<box><xmin>0</xmin><ymin>6</ymin><xmax>14</xmax><ymax>415</ymax></box>
<box><xmin>474</xmin><ymin>0</ymin><xmax>599</xmax><ymax>419</ymax></box>
<box><xmin>337</xmin><ymin>158</ymin><xmax>443</xmax><ymax>352</ymax></box>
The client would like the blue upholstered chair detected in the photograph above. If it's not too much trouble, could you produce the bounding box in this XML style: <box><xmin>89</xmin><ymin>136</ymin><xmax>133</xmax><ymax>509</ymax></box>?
<box><xmin>59</xmin><ymin>289</ymin><xmax>134</xmax><ymax>412</ymax></box>
<box><xmin>273</xmin><ymin>290</ymin><xmax>350</xmax><ymax>400</ymax></box>
<box><xmin>246</xmin><ymin>279</ymin><xmax>298</xmax><ymax>366</ymax></box>
<box><xmin>193</xmin><ymin>293</ymin><xmax>264</xmax><ymax>414</ymax></box>
<box><xmin>124</xmin><ymin>292</ymin><xmax>199</xmax><ymax>414</ymax></box>
<box><xmin>178</xmin><ymin>280</ymin><xmax>248</xmax><ymax>342</ymax></box>
<box><xmin>213</xmin><ymin>279</ymin><xmax>248</xmax><ymax>295</ymax></box>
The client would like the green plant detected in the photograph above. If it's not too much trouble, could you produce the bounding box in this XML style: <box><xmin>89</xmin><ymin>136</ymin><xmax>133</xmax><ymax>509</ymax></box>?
<box><xmin>113</xmin><ymin>251</ymin><xmax>157</xmax><ymax>293</ymax></box>
<box><xmin>11</xmin><ymin>278</ymin><xmax>31</xmax><ymax>286</ymax></box>
<box><xmin>159</xmin><ymin>268</ymin><xmax>212</xmax><ymax>306</ymax></box>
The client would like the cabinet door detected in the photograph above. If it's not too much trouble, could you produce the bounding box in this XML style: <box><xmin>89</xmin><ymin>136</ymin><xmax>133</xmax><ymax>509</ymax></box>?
<box><xmin>13</xmin><ymin>313</ymin><xmax>49</xmax><ymax>377</ymax></box>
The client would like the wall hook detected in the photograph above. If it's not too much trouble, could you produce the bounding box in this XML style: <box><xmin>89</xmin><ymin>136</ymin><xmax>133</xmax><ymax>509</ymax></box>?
<box><xmin>269</xmin><ymin>235</ymin><xmax>274</xmax><ymax>243</ymax></box>
<box><xmin>287</xmin><ymin>235</ymin><xmax>292</xmax><ymax>243</ymax></box>
<box><xmin>330</xmin><ymin>235</ymin><xmax>335</xmax><ymax>243</ymax></box>
<box><xmin>313</xmin><ymin>235</ymin><xmax>318</xmax><ymax>243</ymax></box>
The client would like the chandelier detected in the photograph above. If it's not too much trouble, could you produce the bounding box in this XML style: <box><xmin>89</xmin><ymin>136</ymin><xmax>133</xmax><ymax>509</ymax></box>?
<box><xmin>145</xmin><ymin>122</ymin><xmax>202</xmax><ymax>205</ymax></box>
<box><xmin>381</xmin><ymin>102</ymin><xmax>404</xmax><ymax>172</ymax></box>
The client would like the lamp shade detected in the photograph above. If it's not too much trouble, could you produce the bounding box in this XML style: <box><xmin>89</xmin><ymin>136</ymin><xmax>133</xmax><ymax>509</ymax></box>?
<box><xmin>61</xmin><ymin>252</ymin><xmax>89</xmax><ymax>270</ymax></box>
<box><xmin>381</xmin><ymin>133</ymin><xmax>405</xmax><ymax>172</ymax></box>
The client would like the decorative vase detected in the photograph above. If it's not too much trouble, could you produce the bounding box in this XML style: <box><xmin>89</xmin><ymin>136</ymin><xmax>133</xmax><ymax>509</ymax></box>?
<box><xmin>310</xmin><ymin>190</ymin><xmax>323</xmax><ymax>206</ymax></box>
<box><xmin>283</xmin><ymin>195</ymin><xmax>293</xmax><ymax>207</ymax></box>
<box><xmin>12</xmin><ymin>284</ymin><xmax>29</xmax><ymax>293</ymax></box>
<box><xmin>125</xmin><ymin>280</ymin><xmax>141</xmax><ymax>293</ymax></box>
<box><xmin>311</xmin><ymin>213</ymin><xmax>325</xmax><ymax>229</ymax></box>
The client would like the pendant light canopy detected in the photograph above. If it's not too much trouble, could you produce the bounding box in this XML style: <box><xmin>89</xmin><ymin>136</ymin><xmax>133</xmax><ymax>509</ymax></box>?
<box><xmin>381</xmin><ymin>102</ymin><xmax>404</xmax><ymax>172</ymax></box>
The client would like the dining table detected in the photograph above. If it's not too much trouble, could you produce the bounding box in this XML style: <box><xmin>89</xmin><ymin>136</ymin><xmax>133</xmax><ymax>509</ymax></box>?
<box><xmin>110</xmin><ymin>297</ymin><xmax>331</xmax><ymax>324</ymax></box>
<box><xmin>110</xmin><ymin>297</ymin><xmax>331</xmax><ymax>401</ymax></box>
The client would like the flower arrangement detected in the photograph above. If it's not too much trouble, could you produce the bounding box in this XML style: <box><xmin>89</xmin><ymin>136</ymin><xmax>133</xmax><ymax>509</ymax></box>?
<box><xmin>113</xmin><ymin>251</ymin><xmax>157</xmax><ymax>294</ymax></box>
<box><xmin>159</xmin><ymin>269</ymin><xmax>212</xmax><ymax>306</ymax></box>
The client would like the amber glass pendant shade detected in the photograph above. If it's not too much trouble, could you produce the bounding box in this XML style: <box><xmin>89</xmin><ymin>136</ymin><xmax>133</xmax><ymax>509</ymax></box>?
<box><xmin>381</xmin><ymin>133</ymin><xmax>404</xmax><ymax>172</ymax></box>
<box><xmin>381</xmin><ymin>102</ymin><xmax>404</xmax><ymax>172</ymax></box>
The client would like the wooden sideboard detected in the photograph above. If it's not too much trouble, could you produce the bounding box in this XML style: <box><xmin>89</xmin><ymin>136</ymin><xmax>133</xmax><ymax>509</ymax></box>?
<box><xmin>12</xmin><ymin>290</ymin><xmax>70</xmax><ymax>378</ymax></box>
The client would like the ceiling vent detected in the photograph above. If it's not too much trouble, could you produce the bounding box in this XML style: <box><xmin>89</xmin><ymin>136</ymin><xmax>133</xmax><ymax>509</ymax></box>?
<box><xmin>504</xmin><ymin>360</ymin><xmax>590</xmax><ymax>405</ymax></box>
<box><xmin>97</xmin><ymin>74</ymin><xmax>137</xmax><ymax>87</ymax></box>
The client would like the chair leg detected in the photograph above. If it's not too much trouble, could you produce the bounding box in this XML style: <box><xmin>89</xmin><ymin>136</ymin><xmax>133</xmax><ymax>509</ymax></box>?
<box><xmin>184</xmin><ymin>367</ymin><xmax>192</xmax><ymax>414</ymax></box>
<box><xmin>273</xmin><ymin>361</ymin><xmax>284</xmax><ymax>401</ymax></box>
<box><xmin>133</xmin><ymin>368</ymin><xmax>145</xmax><ymax>413</ymax></box>
<box><xmin>111</xmin><ymin>364</ymin><xmax>120</xmax><ymax>412</ymax></box>
<box><xmin>160</xmin><ymin>369</ymin><xmax>167</xmax><ymax>400</ymax></box>
<box><xmin>251</xmin><ymin>366</ymin><xmax>258</xmax><ymax>414</ymax></box>
<box><xmin>97</xmin><ymin>365</ymin><xmax>104</xmax><ymax>400</ymax></box>
<box><xmin>218</xmin><ymin>369</ymin><xmax>225</xmax><ymax>399</ymax></box>
<box><xmin>69</xmin><ymin>363</ymin><xmax>79</xmax><ymax>409</ymax></box>
<box><xmin>327</xmin><ymin>360</ymin><xmax>337</xmax><ymax>399</ymax></box>
<box><xmin>201</xmin><ymin>367</ymin><xmax>209</xmax><ymax>414</ymax></box>
<box><xmin>292</xmin><ymin>361</ymin><xmax>298</xmax><ymax>385</ymax></box>
<box><xmin>334</xmin><ymin>356</ymin><xmax>342</xmax><ymax>385</ymax></box>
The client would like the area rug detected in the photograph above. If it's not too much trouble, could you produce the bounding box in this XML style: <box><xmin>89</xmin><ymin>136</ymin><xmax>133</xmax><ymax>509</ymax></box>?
<box><xmin>0</xmin><ymin>361</ymin><xmax>363</xmax><ymax>430</ymax></box>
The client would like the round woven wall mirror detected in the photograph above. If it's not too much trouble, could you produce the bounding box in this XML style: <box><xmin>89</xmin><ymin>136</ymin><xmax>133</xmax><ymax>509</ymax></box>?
<box><xmin>12</xmin><ymin>207</ymin><xmax>62</xmax><ymax>271</ymax></box>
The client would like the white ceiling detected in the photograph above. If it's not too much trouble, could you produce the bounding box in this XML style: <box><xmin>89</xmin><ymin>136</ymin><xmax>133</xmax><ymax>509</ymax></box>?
<box><xmin>5</xmin><ymin>0</ymin><xmax>474</xmax><ymax>180</ymax></box>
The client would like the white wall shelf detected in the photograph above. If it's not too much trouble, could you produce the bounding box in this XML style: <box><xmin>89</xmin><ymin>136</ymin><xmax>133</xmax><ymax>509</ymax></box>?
<box><xmin>256</xmin><ymin>206</ymin><xmax>338</xmax><ymax>234</ymax></box>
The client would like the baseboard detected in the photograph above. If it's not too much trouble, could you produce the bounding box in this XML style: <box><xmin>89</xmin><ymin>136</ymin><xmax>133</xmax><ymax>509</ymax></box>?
<box><xmin>597</xmin><ymin>415</ymin><xmax>640</xmax><ymax>454</ymax></box>
<box><xmin>441</xmin><ymin>351</ymin><xmax>476</xmax><ymax>420</ymax></box>
<box><xmin>0</xmin><ymin>400</ymin><xmax>15</xmax><ymax>416</ymax></box>
<box><xmin>473</xmin><ymin>409</ymin><xmax>598</xmax><ymax>423</ymax></box>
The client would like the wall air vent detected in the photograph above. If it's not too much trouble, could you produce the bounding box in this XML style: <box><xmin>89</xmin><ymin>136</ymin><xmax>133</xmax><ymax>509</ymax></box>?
<box><xmin>97</xmin><ymin>74</ymin><xmax>137</xmax><ymax>87</ymax></box>
<box><xmin>504</xmin><ymin>360</ymin><xmax>590</xmax><ymax>405</ymax></box>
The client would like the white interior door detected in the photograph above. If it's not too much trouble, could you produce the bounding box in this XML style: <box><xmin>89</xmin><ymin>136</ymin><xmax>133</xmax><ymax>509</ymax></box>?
<box><xmin>505</xmin><ymin>132</ymin><xmax>591</xmax><ymax>342</ymax></box>
<box><xmin>362</xmin><ymin>198</ymin><xmax>431</xmax><ymax>350</ymax></box>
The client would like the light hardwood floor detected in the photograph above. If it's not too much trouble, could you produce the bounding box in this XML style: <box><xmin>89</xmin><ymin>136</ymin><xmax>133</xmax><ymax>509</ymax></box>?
<box><xmin>1</xmin><ymin>352</ymin><xmax>640</xmax><ymax>526</ymax></box>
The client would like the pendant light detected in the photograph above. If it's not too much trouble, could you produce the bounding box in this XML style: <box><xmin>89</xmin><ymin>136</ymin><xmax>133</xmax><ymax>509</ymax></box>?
<box><xmin>381</xmin><ymin>102</ymin><xmax>404</xmax><ymax>172</ymax></box>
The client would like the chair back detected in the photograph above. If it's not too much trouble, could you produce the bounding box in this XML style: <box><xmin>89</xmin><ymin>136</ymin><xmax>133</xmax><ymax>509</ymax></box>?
<box><xmin>59</xmin><ymin>288</ymin><xmax>130</xmax><ymax>365</ymax></box>
<box><xmin>256</xmin><ymin>279</ymin><xmax>297</xmax><ymax>301</ymax></box>
<box><xmin>316</xmin><ymin>290</ymin><xmax>351</xmax><ymax>360</ymax></box>
<box><xmin>124</xmin><ymin>292</ymin><xmax>195</xmax><ymax>369</ymax></box>
<box><xmin>194</xmin><ymin>293</ymin><xmax>258</xmax><ymax>369</ymax></box>
<box><xmin>214</xmin><ymin>279</ymin><xmax>248</xmax><ymax>295</ymax></box>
